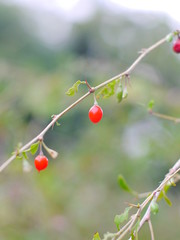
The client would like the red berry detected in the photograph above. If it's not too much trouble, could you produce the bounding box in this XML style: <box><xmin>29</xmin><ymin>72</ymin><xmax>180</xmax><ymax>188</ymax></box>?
<box><xmin>89</xmin><ymin>105</ymin><xmax>103</xmax><ymax>124</ymax></box>
<box><xmin>173</xmin><ymin>38</ymin><xmax>180</xmax><ymax>53</ymax></box>
<box><xmin>34</xmin><ymin>155</ymin><xmax>48</xmax><ymax>172</ymax></box>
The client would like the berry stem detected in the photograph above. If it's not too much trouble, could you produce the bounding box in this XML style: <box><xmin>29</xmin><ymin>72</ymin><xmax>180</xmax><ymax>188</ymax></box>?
<box><xmin>93</xmin><ymin>92</ymin><xmax>98</xmax><ymax>105</ymax></box>
<box><xmin>39</xmin><ymin>141</ymin><xmax>43</xmax><ymax>156</ymax></box>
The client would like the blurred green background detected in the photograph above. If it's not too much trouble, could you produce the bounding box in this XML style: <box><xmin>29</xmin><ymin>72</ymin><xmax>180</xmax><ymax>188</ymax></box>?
<box><xmin>0</xmin><ymin>1</ymin><xmax>180</xmax><ymax>240</ymax></box>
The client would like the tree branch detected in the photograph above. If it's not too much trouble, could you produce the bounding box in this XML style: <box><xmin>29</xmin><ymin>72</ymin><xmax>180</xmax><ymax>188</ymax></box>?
<box><xmin>121</xmin><ymin>159</ymin><xmax>180</xmax><ymax>240</ymax></box>
<box><xmin>0</xmin><ymin>31</ymin><xmax>177</xmax><ymax>172</ymax></box>
<box><xmin>106</xmin><ymin>159</ymin><xmax>180</xmax><ymax>240</ymax></box>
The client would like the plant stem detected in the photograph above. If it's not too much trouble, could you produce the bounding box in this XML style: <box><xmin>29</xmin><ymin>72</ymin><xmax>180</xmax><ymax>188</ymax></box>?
<box><xmin>148</xmin><ymin>220</ymin><xmax>155</xmax><ymax>240</ymax></box>
<box><xmin>150</xmin><ymin>111</ymin><xmax>180</xmax><ymax>123</ymax></box>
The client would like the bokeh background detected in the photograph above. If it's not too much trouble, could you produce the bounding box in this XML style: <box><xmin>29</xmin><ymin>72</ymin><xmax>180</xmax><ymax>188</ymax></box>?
<box><xmin>0</xmin><ymin>1</ymin><xmax>180</xmax><ymax>239</ymax></box>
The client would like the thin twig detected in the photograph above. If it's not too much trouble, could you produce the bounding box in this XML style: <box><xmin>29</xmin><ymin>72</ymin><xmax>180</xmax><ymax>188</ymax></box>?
<box><xmin>112</xmin><ymin>159</ymin><xmax>180</xmax><ymax>240</ymax></box>
<box><xmin>132</xmin><ymin>162</ymin><xmax>180</xmax><ymax>239</ymax></box>
<box><xmin>0</xmin><ymin>92</ymin><xmax>90</xmax><ymax>172</ymax></box>
<box><xmin>0</xmin><ymin>32</ymin><xmax>174</xmax><ymax>172</ymax></box>
<box><xmin>148</xmin><ymin>220</ymin><xmax>155</xmax><ymax>240</ymax></box>
<box><xmin>112</xmin><ymin>218</ymin><xmax>133</xmax><ymax>240</ymax></box>
<box><xmin>150</xmin><ymin>111</ymin><xmax>180</xmax><ymax>123</ymax></box>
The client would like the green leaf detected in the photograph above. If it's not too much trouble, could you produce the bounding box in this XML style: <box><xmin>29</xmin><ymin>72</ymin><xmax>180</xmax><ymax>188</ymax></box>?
<box><xmin>150</xmin><ymin>201</ymin><xmax>159</xmax><ymax>215</ymax></box>
<box><xmin>56</xmin><ymin>121</ymin><xmax>61</xmax><ymax>126</ymax></box>
<box><xmin>166</xmin><ymin>33</ymin><xmax>173</xmax><ymax>42</ymax></box>
<box><xmin>66</xmin><ymin>80</ymin><xmax>86</xmax><ymax>96</ymax></box>
<box><xmin>163</xmin><ymin>192</ymin><xmax>172</xmax><ymax>206</ymax></box>
<box><xmin>114</xmin><ymin>207</ymin><xmax>131</xmax><ymax>230</ymax></box>
<box><xmin>148</xmin><ymin>100</ymin><xmax>155</xmax><ymax>110</ymax></box>
<box><xmin>158</xmin><ymin>184</ymin><xmax>171</xmax><ymax>201</ymax></box>
<box><xmin>131</xmin><ymin>232</ymin><xmax>135</xmax><ymax>240</ymax></box>
<box><xmin>118</xmin><ymin>175</ymin><xmax>133</xmax><ymax>193</ymax></box>
<box><xmin>164</xmin><ymin>182</ymin><xmax>171</xmax><ymax>192</ymax></box>
<box><xmin>16</xmin><ymin>155</ymin><xmax>23</xmax><ymax>160</ymax></box>
<box><xmin>116</xmin><ymin>84</ymin><xmax>123</xmax><ymax>103</ymax></box>
<box><xmin>122</xmin><ymin>86</ymin><xmax>128</xmax><ymax>99</ymax></box>
<box><xmin>22</xmin><ymin>151</ymin><xmax>28</xmax><ymax>160</ymax></box>
<box><xmin>97</xmin><ymin>80</ymin><xmax>116</xmax><ymax>99</ymax></box>
<box><xmin>30</xmin><ymin>142</ymin><xmax>39</xmax><ymax>155</ymax></box>
<box><xmin>92</xmin><ymin>232</ymin><xmax>101</xmax><ymax>240</ymax></box>
<box><xmin>157</xmin><ymin>191</ymin><xmax>164</xmax><ymax>201</ymax></box>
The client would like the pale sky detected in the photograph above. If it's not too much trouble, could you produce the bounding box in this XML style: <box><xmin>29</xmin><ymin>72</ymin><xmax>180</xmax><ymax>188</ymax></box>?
<box><xmin>1</xmin><ymin>0</ymin><xmax>179</xmax><ymax>47</ymax></box>
<box><xmin>111</xmin><ymin>0</ymin><xmax>180</xmax><ymax>23</ymax></box>
<box><xmin>2</xmin><ymin>0</ymin><xmax>180</xmax><ymax>24</ymax></box>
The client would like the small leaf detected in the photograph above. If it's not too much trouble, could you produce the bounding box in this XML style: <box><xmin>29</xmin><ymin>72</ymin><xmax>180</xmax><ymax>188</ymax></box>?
<box><xmin>163</xmin><ymin>192</ymin><xmax>172</xmax><ymax>206</ymax></box>
<box><xmin>166</xmin><ymin>33</ymin><xmax>173</xmax><ymax>42</ymax></box>
<box><xmin>118</xmin><ymin>175</ymin><xmax>133</xmax><ymax>193</ymax></box>
<box><xmin>66</xmin><ymin>80</ymin><xmax>86</xmax><ymax>96</ymax></box>
<box><xmin>131</xmin><ymin>232</ymin><xmax>135</xmax><ymax>240</ymax></box>
<box><xmin>97</xmin><ymin>80</ymin><xmax>116</xmax><ymax>99</ymax></box>
<box><xmin>22</xmin><ymin>151</ymin><xmax>28</xmax><ymax>160</ymax></box>
<box><xmin>22</xmin><ymin>159</ymin><xmax>32</xmax><ymax>172</ymax></box>
<box><xmin>56</xmin><ymin>121</ymin><xmax>61</xmax><ymax>126</ymax></box>
<box><xmin>148</xmin><ymin>100</ymin><xmax>155</xmax><ymax>110</ymax></box>
<box><xmin>16</xmin><ymin>155</ymin><xmax>23</xmax><ymax>160</ymax></box>
<box><xmin>114</xmin><ymin>207</ymin><xmax>131</xmax><ymax>230</ymax></box>
<box><xmin>157</xmin><ymin>191</ymin><xmax>164</xmax><ymax>201</ymax></box>
<box><xmin>42</xmin><ymin>142</ymin><xmax>58</xmax><ymax>159</ymax></box>
<box><xmin>150</xmin><ymin>201</ymin><xmax>159</xmax><ymax>215</ymax></box>
<box><xmin>122</xmin><ymin>86</ymin><xmax>128</xmax><ymax>99</ymax></box>
<box><xmin>116</xmin><ymin>83</ymin><xmax>123</xmax><ymax>103</ymax></box>
<box><xmin>158</xmin><ymin>184</ymin><xmax>171</xmax><ymax>201</ymax></box>
<box><xmin>92</xmin><ymin>232</ymin><xmax>101</xmax><ymax>240</ymax></box>
<box><xmin>164</xmin><ymin>181</ymin><xmax>173</xmax><ymax>191</ymax></box>
<box><xmin>30</xmin><ymin>142</ymin><xmax>39</xmax><ymax>155</ymax></box>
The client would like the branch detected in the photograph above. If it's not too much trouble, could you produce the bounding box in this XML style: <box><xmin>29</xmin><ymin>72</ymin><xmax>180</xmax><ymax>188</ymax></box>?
<box><xmin>107</xmin><ymin>158</ymin><xmax>180</xmax><ymax>240</ymax></box>
<box><xmin>149</xmin><ymin>111</ymin><xmax>180</xmax><ymax>123</ymax></box>
<box><xmin>129</xmin><ymin>159</ymin><xmax>180</xmax><ymax>240</ymax></box>
<box><xmin>0</xmin><ymin>31</ymin><xmax>177</xmax><ymax>172</ymax></box>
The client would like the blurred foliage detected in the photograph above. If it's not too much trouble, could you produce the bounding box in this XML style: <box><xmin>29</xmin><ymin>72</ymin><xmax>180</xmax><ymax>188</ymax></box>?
<box><xmin>0</xmin><ymin>2</ymin><xmax>180</xmax><ymax>240</ymax></box>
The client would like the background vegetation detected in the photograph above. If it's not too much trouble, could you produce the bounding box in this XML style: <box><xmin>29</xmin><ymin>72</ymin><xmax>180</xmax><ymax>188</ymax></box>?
<box><xmin>0</xmin><ymin>2</ymin><xmax>179</xmax><ymax>240</ymax></box>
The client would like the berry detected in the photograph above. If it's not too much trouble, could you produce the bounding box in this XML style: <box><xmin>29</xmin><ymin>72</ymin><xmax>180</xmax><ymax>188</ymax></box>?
<box><xmin>173</xmin><ymin>38</ymin><xmax>180</xmax><ymax>53</ymax></box>
<box><xmin>89</xmin><ymin>105</ymin><xmax>103</xmax><ymax>124</ymax></box>
<box><xmin>34</xmin><ymin>155</ymin><xmax>48</xmax><ymax>172</ymax></box>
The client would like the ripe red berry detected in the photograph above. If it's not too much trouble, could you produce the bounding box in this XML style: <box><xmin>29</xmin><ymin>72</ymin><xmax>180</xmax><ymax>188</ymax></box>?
<box><xmin>89</xmin><ymin>105</ymin><xmax>103</xmax><ymax>124</ymax></box>
<box><xmin>34</xmin><ymin>155</ymin><xmax>48</xmax><ymax>172</ymax></box>
<box><xmin>173</xmin><ymin>38</ymin><xmax>180</xmax><ymax>53</ymax></box>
